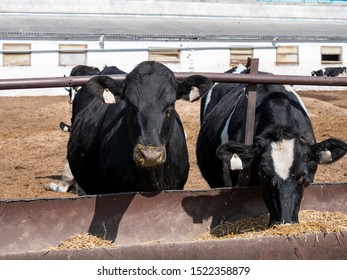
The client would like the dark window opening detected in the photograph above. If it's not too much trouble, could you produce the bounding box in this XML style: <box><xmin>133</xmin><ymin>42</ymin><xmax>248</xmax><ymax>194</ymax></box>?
<box><xmin>322</xmin><ymin>54</ymin><xmax>340</xmax><ymax>62</ymax></box>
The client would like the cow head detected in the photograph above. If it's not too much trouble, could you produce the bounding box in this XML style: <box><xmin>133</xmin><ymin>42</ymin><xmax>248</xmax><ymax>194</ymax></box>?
<box><xmin>124</xmin><ymin>61</ymin><xmax>211</xmax><ymax>168</ymax></box>
<box><xmin>87</xmin><ymin>61</ymin><xmax>212</xmax><ymax>168</ymax></box>
<box><xmin>216</xmin><ymin>128</ymin><xmax>347</xmax><ymax>226</ymax></box>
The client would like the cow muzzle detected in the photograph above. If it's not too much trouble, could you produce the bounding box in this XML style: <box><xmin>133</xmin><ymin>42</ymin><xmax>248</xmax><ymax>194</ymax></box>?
<box><xmin>133</xmin><ymin>144</ymin><xmax>166</xmax><ymax>167</ymax></box>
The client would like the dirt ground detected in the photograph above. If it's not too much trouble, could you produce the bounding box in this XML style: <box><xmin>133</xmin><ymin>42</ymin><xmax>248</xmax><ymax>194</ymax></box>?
<box><xmin>1</xmin><ymin>90</ymin><xmax>347</xmax><ymax>200</ymax></box>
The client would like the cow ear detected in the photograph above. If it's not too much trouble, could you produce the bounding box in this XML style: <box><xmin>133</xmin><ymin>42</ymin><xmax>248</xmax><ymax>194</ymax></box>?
<box><xmin>311</xmin><ymin>138</ymin><xmax>347</xmax><ymax>164</ymax></box>
<box><xmin>177</xmin><ymin>75</ymin><xmax>213</xmax><ymax>102</ymax></box>
<box><xmin>86</xmin><ymin>75</ymin><xmax>124</xmax><ymax>104</ymax></box>
<box><xmin>216</xmin><ymin>141</ymin><xmax>254</xmax><ymax>170</ymax></box>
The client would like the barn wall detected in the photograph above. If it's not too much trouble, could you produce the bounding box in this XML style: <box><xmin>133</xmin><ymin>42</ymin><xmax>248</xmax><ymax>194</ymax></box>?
<box><xmin>1</xmin><ymin>39</ymin><xmax>347</xmax><ymax>96</ymax></box>
<box><xmin>1</xmin><ymin>1</ymin><xmax>347</xmax><ymax>95</ymax></box>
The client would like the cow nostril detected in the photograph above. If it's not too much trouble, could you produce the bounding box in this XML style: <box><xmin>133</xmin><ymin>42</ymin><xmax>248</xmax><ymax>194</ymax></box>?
<box><xmin>134</xmin><ymin>145</ymin><xmax>166</xmax><ymax>167</ymax></box>
<box><xmin>142</xmin><ymin>149</ymin><xmax>161</xmax><ymax>161</ymax></box>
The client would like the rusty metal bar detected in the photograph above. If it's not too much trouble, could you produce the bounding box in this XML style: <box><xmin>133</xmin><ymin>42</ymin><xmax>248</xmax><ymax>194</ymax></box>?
<box><xmin>238</xmin><ymin>59</ymin><xmax>259</xmax><ymax>187</ymax></box>
<box><xmin>175</xmin><ymin>73</ymin><xmax>347</xmax><ymax>86</ymax></box>
<box><xmin>244</xmin><ymin>58</ymin><xmax>259</xmax><ymax>146</ymax></box>
<box><xmin>1</xmin><ymin>73</ymin><xmax>347</xmax><ymax>90</ymax></box>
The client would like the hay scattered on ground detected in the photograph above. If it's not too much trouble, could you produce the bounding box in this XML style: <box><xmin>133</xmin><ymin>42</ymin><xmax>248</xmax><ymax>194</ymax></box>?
<box><xmin>48</xmin><ymin>233</ymin><xmax>113</xmax><ymax>251</ymax></box>
<box><xmin>196</xmin><ymin>210</ymin><xmax>347</xmax><ymax>240</ymax></box>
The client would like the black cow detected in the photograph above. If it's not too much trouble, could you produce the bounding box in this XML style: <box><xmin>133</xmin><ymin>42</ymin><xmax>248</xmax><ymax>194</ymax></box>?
<box><xmin>60</xmin><ymin>65</ymin><xmax>126</xmax><ymax>132</ymax></box>
<box><xmin>311</xmin><ymin>69</ymin><xmax>324</xmax><ymax>76</ymax></box>
<box><xmin>196</xmin><ymin>80</ymin><xmax>347</xmax><ymax>226</ymax></box>
<box><xmin>65</xmin><ymin>65</ymin><xmax>100</xmax><ymax>103</ymax></box>
<box><xmin>60</xmin><ymin>65</ymin><xmax>101</xmax><ymax>132</ymax></box>
<box><xmin>47</xmin><ymin>64</ymin><xmax>129</xmax><ymax>194</ymax></box>
<box><xmin>99</xmin><ymin>65</ymin><xmax>127</xmax><ymax>75</ymax></box>
<box><xmin>67</xmin><ymin>61</ymin><xmax>211</xmax><ymax>194</ymax></box>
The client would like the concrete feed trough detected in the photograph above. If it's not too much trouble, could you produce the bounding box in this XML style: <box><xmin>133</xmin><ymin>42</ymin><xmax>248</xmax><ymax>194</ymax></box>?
<box><xmin>0</xmin><ymin>183</ymin><xmax>346</xmax><ymax>260</ymax></box>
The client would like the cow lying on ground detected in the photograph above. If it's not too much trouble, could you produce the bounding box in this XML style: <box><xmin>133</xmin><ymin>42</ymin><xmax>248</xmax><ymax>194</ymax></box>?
<box><xmin>53</xmin><ymin>61</ymin><xmax>211</xmax><ymax>195</ymax></box>
<box><xmin>311</xmin><ymin>67</ymin><xmax>347</xmax><ymax>77</ymax></box>
<box><xmin>44</xmin><ymin>162</ymin><xmax>86</xmax><ymax>195</ymax></box>
<box><xmin>196</xmin><ymin>73</ymin><xmax>347</xmax><ymax>226</ymax></box>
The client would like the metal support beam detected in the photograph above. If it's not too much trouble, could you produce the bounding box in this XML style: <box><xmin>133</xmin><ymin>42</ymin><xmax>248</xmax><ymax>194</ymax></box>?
<box><xmin>244</xmin><ymin>58</ymin><xmax>259</xmax><ymax>146</ymax></box>
<box><xmin>238</xmin><ymin>58</ymin><xmax>259</xmax><ymax>187</ymax></box>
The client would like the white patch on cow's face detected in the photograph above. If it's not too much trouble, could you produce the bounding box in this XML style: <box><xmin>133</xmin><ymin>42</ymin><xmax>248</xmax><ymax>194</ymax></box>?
<box><xmin>271</xmin><ymin>138</ymin><xmax>295</xmax><ymax>180</ymax></box>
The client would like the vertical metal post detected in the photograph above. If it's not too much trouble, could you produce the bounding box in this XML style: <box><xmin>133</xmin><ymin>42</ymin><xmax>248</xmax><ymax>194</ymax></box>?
<box><xmin>238</xmin><ymin>58</ymin><xmax>259</xmax><ymax>187</ymax></box>
<box><xmin>244</xmin><ymin>58</ymin><xmax>259</xmax><ymax>145</ymax></box>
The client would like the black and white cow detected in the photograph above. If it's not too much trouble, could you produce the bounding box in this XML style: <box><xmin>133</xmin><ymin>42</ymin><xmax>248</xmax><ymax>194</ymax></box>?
<box><xmin>324</xmin><ymin>67</ymin><xmax>347</xmax><ymax>77</ymax></box>
<box><xmin>311</xmin><ymin>67</ymin><xmax>346</xmax><ymax>77</ymax></box>
<box><xmin>67</xmin><ymin>61</ymin><xmax>211</xmax><ymax>194</ymax></box>
<box><xmin>199</xmin><ymin>64</ymin><xmax>248</xmax><ymax>123</ymax></box>
<box><xmin>196</xmin><ymin>78</ymin><xmax>347</xmax><ymax>226</ymax></box>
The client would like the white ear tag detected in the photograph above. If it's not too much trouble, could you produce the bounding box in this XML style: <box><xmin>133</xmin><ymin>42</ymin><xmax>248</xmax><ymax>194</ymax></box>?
<box><xmin>319</xmin><ymin>150</ymin><xmax>332</xmax><ymax>163</ymax></box>
<box><xmin>103</xmin><ymin>88</ymin><xmax>116</xmax><ymax>104</ymax></box>
<box><xmin>230</xmin><ymin>154</ymin><xmax>243</xmax><ymax>170</ymax></box>
<box><xmin>189</xmin><ymin>87</ymin><xmax>200</xmax><ymax>102</ymax></box>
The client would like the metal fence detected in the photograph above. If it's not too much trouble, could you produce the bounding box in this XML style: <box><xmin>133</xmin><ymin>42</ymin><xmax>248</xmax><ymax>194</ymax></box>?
<box><xmin>1</xmin><ymin>72</ymin><xmax>347</xmax><ymax>90</ymax></box>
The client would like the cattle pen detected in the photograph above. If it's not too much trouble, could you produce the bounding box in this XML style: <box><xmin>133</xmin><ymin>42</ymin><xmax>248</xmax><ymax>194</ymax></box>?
<box><xmin>0</xmin><ymin>60</ymin><xmax>347</xmax><ymax>260</ymax></box>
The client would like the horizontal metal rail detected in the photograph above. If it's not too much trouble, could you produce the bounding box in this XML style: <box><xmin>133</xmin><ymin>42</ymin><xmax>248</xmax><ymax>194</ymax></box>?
<box><xmin>1</xmin><ymin>73</ymin><xmax>347</xmax><ymax>90</ymax></box>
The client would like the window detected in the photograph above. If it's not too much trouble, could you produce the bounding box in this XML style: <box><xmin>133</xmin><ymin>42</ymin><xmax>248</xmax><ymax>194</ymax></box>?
<box><xmin>2</xmin><ymin>43</ymin><xmax>31</xmax><ymax>66</ymax></box>
<box><xmin>230</xmin><ymin>48</ymin><xmax>253</xmax><ymax>67</ymax></box>
<box><xmin>276</xmin><ymin>46</ymin><xmax>299</xmax><ymax>65</ymax></box>
<box><xmin>321</xmin><ymin>46</ymin><xmax>342</xmax><ymax>64</ymax></box>
<box><xmin>148</xmin><ymin>49</ymin><xmax>180</xmax><ymax>64</ymax></box>
<box><xmin>59</xmin><ymin>44</ymin><xmax>87</xmax><ymax>66</ymax></box>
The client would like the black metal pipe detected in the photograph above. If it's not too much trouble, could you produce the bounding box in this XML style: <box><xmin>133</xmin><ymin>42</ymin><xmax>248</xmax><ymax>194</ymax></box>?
<box><xmin>1</xmin><ymin>73</ymin><xmax>347</xmax><ymax>90</ymax></box>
